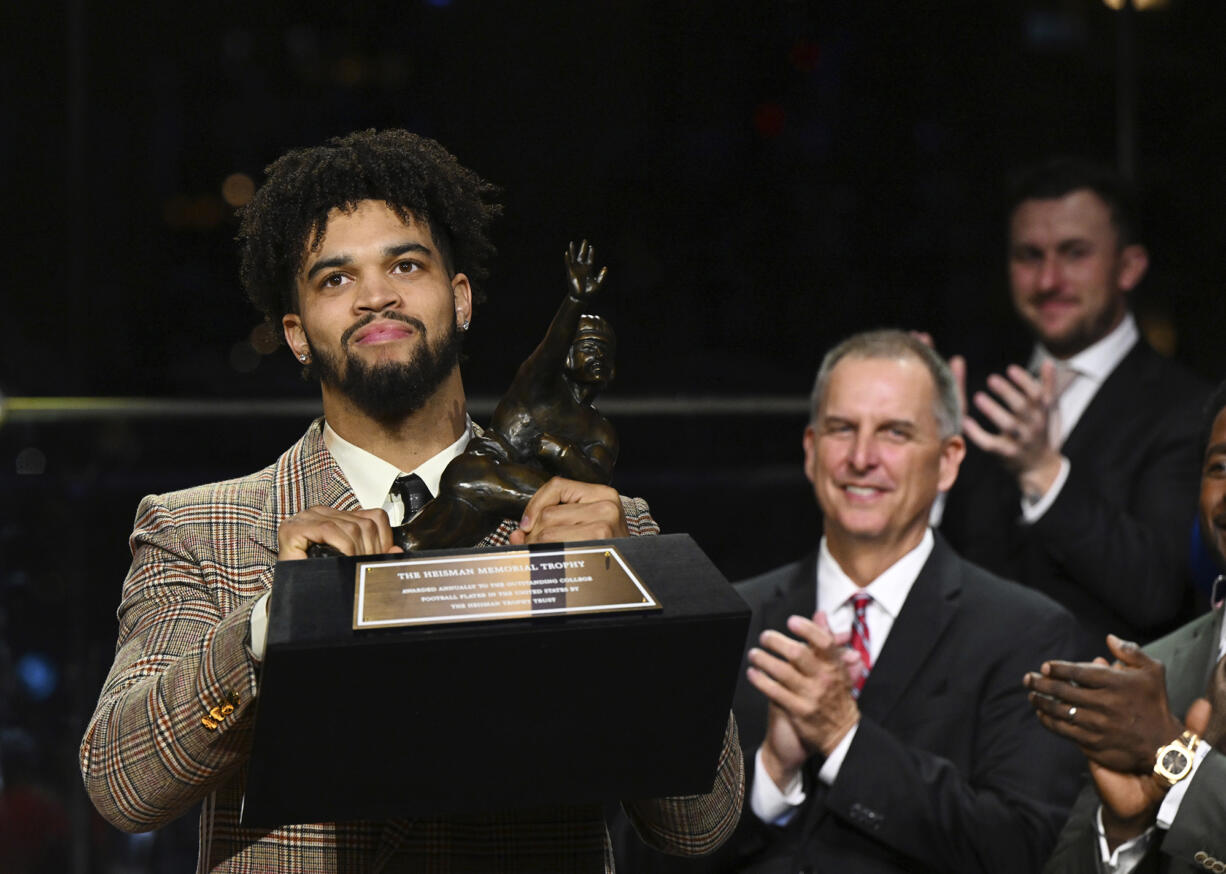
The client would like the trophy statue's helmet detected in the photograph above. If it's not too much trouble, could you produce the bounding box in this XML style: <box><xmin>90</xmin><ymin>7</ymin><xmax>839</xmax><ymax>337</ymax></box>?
<box><xmin>566</xmin><ymin>315</ymin><xmax>616</xmax><ymax>387</ymax></box>
<box><xmin>574</xmin><ymin>315</ymin><xmax>615</xmax><ymax>351</ymax></box>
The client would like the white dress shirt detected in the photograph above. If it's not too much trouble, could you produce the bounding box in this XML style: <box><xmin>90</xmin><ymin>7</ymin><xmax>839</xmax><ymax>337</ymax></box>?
<box><xmin>323</xmin><ymin>418</ymin><xmax>472</xmax><ymax>525</ymax></box>
<box><xmin>751</xmin><ymin>529</ymin><xmax>935</xmax><ymax>823</ymax></box>
<box><xmin>1022</xmin><ymin>313</ymin><xmax>1139</xmax><ymax>522</ymax></box>
<box><xmin>927</xmin><ymin>313</ymin><xmax>1137</xmax><ymax>529</ymax></box>
<box><xmin>248</xmin><ymin>418</ymin><xmax>473</xmax><ymax>660</ymax></box>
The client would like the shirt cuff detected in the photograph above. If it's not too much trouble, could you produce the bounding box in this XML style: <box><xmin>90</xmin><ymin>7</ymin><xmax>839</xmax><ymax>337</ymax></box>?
<box><xmin>1156</xmin><ymin>740</ymin><xmax>1212</xmax><ymax>828</ymax></box>
<box><xmin>1020</xmin><ymin>456</ymin><xmax>1071</xmax><ymax>523</ymax></box>
<box><xmin>1095</xmin><ymin>805</ymin><xmax>1156</xmax><ymax>873</ymax></box>
<box><xmin>750</xmin><ymin>747</ymin><xmax>807</xmax><ymax>825</ymax></box>
<box><xmin>248</xmin><ymin>592</ymin><xmax>272</xmax><ymax>662</ymax></box>
<box><xmin>816</xmin><ymin>724</ymin><xmax>858</xmax><ymax>786</ymax></box>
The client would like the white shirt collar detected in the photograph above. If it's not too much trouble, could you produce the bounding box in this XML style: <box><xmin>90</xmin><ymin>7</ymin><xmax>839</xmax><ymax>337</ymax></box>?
<box><xmin>817</xmin><ymin>528</ymin><xmax>935</xmax><ymax>621</ymax></box>
<box><xmin>323</xmin><ymin>416</ymin><xmax>472</xmax><ymax>511</ymax></box>
<box><xmin>1031</xmin><ymin>311</ymin><xmax>1138</xmax><ymax>384</ymax></box>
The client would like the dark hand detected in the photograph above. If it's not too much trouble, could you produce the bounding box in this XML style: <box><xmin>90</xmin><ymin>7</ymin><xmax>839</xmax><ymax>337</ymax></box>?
<box><xmin>1024</xmin><ymin>634</ymin><xmax>1183</xmax><ymax>773</ymax></box>
<box><xmin>278</xmin><ymin>506</ymin><xmax>402</xmax><ymax>560</ymax></box>
<box><xmin>507</xmin><ymin>477</ymin><xmax>628</xmax><ymax>545</ymax></box>
<box><xmin>564</xmin><ymin>240</ymin><xmax>607</xmax><ymax>301</ymax></box>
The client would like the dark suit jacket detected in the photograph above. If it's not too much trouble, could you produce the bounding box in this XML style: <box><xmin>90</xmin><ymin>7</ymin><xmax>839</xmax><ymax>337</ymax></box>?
<box><xmin>1043</xmin><ymin>607</ymin><xmax>1226</xmax><ymax>874</ymax></box>
<box><xmin>942</xmin><ymin>340</ymin><xmax>1208</xmax><ymax>657</ymax></box>
<box><xmin>614</xmin><ymin>534</ymin><xmax>1084</xmax><ymax>873</ymax></box>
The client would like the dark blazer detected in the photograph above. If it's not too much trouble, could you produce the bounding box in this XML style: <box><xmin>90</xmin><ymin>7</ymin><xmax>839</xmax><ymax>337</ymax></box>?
<box><xmin>1043</xmin><ymin>607</ymin><xmax>1226</xmax><ymax>874</ymax></box>
<box><xmin>614</xmin><ymin>533</ymin><xmax>1084</xmax><ymax>873</ymax></box>
<box><xmin>942</xmin><ymin>340</ymin><xmax>1208</xmax><ymax>657</ymax></box>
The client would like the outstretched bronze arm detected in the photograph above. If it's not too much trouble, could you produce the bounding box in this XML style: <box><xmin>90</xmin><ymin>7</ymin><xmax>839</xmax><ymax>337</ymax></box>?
<box><xmin>512</xmin><ymin>240</ymin><xmax>607</xmax><ymax>391</ymax></box>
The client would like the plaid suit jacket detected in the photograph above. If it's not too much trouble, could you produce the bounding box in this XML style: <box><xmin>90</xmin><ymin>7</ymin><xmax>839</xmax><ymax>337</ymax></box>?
<box><xmin>80</xmin><ymin>419</ymin><xmax>743</xmax><ymax>873</ymax></box>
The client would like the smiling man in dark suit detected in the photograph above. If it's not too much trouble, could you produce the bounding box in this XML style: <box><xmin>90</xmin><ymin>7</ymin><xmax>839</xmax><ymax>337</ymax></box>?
<box><xmin>712</xmin><ymin>330</ymin><xmax>1083</xmax><ymax>873</ymax></box>
<box><xmin>941</xmin><ymin>158</ymin><xmax>1208</xmax><ymax>657</ymax></box>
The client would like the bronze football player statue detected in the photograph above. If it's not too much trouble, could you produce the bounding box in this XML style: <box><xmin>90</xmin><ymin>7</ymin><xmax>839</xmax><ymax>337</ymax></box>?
<box><xmin>390</xmin><ymin>239</ymin><xmax>619</xmax><ymax>551</ymax></box>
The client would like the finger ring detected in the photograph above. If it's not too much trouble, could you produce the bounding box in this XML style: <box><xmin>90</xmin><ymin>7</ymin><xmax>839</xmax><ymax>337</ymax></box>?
<box><xmin>1067</xmin><ymin>706</ymin><xmax>1077</xmax><ymax>721</ymax></box>
<box><xmin>1007</xmin><ymin>428</ymin><xmax>1022</xmax><ymax>440</ymax></box>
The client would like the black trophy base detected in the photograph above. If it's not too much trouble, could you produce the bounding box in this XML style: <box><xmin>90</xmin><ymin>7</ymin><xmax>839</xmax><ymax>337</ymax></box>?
<box><xmin>241</xmin><ymin>533</ymin><xmax>749</xmax><ymax>827</ymax></box>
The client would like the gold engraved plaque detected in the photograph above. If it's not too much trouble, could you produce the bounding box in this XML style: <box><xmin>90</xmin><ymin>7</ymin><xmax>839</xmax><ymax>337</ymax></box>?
<box><xmin>353</xmin><ymin>545</ymin><xmax>659</xmax><ymax>629</ymax></box>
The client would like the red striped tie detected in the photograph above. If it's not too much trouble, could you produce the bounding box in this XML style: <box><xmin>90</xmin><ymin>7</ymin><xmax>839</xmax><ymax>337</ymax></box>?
<box><xmin>849</xmin><ymin>593</ymin><xmax>873</xmax><ymax>697</ymax></box>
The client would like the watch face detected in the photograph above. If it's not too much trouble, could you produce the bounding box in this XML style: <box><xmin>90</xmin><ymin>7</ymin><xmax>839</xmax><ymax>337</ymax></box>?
<box><xmin>1161</xmin><ymin>748</ymin><xmax>1189</xmax><ymax>774</ymax></box>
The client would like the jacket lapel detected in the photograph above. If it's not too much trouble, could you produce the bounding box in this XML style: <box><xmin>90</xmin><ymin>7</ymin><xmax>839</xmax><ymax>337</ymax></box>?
<box><xmin>768</xmin><ymin>552</ymin><xmax>821</xmax><ymax>630</ymax></box>
<box><xmin>1160</xmin><ymin>607</ymin><xmax>1225</xmax><ymax>714</ymax></box>
<box><xmin>1060</xmin><ymin>341</ymin><xmax>1146</xmax><ymax>459</ymax></box>
<box><xmin>1206</xmin><ymin>608</ymin><xmax>1225</xmax><ymax>687</ymax></box>
<box><xmin>855</xmin><ymin>535</ymin><xmax>961</xmax><ymax>725</ymax></box>
<box><xmin>249</xmin><ymin>418</ymin><xmax>361</xmax><ymax>558</ymax></box>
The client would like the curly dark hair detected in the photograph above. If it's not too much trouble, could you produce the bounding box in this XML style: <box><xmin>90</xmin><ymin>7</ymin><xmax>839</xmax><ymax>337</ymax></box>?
<box><xmin>237</xmin><ymin>129</ymin><xmax>503</xmax><ymax>336</ymax></box>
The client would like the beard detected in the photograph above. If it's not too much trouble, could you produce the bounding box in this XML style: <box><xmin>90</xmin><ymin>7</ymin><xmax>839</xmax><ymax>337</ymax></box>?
<box><xmin>307</xmin><ymin>312</ymin><xmax>463</xmax><ymax>424</ymax></box>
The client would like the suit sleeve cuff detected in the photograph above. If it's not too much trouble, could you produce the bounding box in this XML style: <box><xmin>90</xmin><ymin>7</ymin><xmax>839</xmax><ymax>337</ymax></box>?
<box><xmin>1095</xmin><ymin>805</ymin><xmax>1156</xmax><ymax>872</ymax></box>
<box><xmin>750</xmin><ymin>746</ymin><xmax>806</xmax><ymax>825</ymax></box>
<box><xmin>248</xmin><ymin>592</ymin><xmax>271</xmax><ymax>663</ymax></box>
<box><xmin>1020</xmin><ymin>456</ymin><xmax>1071</xmax><ymax>523</ymax></box>
<box><xmin>816</xmin><ymin>723</ymin><xmax>858</xmax><ymax>786</ymax></box>
<box><xmin>1156</xmin><ymin>739</ymin><xmax>1212</xmax><ymax>828</ymax></box>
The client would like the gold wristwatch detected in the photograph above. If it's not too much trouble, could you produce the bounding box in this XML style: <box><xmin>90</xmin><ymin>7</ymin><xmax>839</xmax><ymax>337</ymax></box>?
<box><xmin>1153</xmin><ymin>730</ymin><xmax>1201</xmax><ymax>788</ymax></box>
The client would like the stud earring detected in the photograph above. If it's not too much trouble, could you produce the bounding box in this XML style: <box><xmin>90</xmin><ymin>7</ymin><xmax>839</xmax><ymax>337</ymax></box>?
<box><xmin>298</xmin><ymin>353</ymin><xmax>308</xmax><ymax>362</ymax></box>
<box><xmin>460</xmin><ymin>319</ymin><xmax>471</xmax><ymax>331</ymax></box>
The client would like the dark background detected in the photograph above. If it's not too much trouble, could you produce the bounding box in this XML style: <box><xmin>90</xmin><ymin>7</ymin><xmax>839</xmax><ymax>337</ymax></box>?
<box><xmin>2</xmin><ymin>0</ymin><xmax>1225</xmax><ymax>870</ymax></box>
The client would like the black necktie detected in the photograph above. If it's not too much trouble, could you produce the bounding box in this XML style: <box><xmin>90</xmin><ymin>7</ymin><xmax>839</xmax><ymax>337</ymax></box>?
<box><xmin>392</xmin><ymin>473</ymin><xmax>432</xmax><ymax>521</ymax></box>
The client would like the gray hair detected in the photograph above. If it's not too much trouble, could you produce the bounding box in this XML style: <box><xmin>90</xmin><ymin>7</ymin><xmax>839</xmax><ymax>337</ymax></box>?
<box><xmin>810</xmin><ymin>329</ymin><xmax>962</xmax><ymax>439</ymax></box>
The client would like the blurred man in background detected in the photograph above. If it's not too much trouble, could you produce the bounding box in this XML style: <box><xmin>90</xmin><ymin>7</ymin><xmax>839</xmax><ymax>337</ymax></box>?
<box><xmin>942</xmin><ymin>157</ymin><xmax>1208</xmax><ymax>657</ymax></box>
